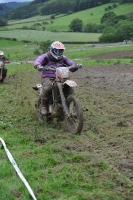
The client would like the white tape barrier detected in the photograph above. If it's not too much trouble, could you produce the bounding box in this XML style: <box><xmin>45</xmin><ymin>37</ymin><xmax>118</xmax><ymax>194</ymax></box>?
<box><xmin>0</xmin><ymin>137</ymin><xmax>37</xmax><ymax>200</ymax></box>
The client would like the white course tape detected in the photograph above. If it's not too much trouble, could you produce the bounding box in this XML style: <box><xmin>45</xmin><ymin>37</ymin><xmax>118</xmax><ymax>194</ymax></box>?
<box><xmin>0</xmin><ymin>137</ymin><xmax>37</xmax><ymax>200</ymax></box>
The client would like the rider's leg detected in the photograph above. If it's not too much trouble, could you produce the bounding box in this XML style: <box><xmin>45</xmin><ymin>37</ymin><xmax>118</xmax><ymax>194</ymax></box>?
<box><xmin>3</xmin><ymin>66</ymin><xmax>7</xmax><ymax>79</ymax></box>
<box><xmin>41</xmin><ymin>78</ymin><xmax>53</xmax><ymax>115</ymax></box>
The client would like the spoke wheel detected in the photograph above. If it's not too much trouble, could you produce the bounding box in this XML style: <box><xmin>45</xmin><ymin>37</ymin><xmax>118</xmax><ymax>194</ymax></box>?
<box><xmin>66</xmin><ymin>95</ymin><xmax>83</xmax><ymax>134</ymax></box>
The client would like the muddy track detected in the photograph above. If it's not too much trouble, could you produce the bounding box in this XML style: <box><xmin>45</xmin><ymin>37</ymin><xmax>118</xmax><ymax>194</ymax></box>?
<box><xmin>71</xmin><ymin>63</ymin><xmax>133</xmax><ymax>181</ymax></box>
<box><xmin>89</xmin><ymin>50</ymin><xmax>133</xmax><ymax>59</ymax></box>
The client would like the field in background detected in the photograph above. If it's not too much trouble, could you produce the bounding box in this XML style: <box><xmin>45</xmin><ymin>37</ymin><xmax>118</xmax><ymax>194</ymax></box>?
<box><xmin>0</xmin><ymin>3</ymin><xmax>132</xmax><ymax>43</ymax></box>
<box><xmin>45</xmin><ymin>3</ymin><xmax>133</xmax><ymax>31</ymax></box>
<box><xmin>2</xmin><ymin>3</ymin><xmax>133</xmax><ymax>32</ymax></box>
<box><xmin>0</xmin><ymin>39</ymin><xmax>133</xmax><ymax>68</ymax></box>
<box><xmin>0</xmin><ymin>30</ymin><xmax>101</xmax><ymax>43</ymax></box>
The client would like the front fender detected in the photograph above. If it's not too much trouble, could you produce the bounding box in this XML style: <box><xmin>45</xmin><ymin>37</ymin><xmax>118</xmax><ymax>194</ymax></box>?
<box><xmin>63</xmin><ymin>80</ymin><xmax>77</xmax><ymax>87</ymax></box>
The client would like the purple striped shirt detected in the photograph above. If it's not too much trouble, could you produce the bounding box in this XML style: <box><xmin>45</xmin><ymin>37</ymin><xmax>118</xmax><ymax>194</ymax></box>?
<box><xmin>34</xmin><ymin>53</ymin><xmax>75</xmax><ymax>78</ymax></box>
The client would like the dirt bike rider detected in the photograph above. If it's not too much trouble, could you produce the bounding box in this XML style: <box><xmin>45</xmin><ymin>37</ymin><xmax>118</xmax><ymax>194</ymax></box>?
<box><xmin>34</xmin><ymin>41</ymin><xmax>80</xmax><ymax>115</ymax></box>
<box><xmin>0</xmin><ymin>51</ymin><xmax>10</xmax><ymax>80</ymax></box>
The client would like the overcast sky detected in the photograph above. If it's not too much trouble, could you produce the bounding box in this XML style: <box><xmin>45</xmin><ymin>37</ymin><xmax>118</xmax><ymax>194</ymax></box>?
<box><xmin>0</xmin><ymin>0</ymin><xmax>33</xmax><ymax>3</ymax></box>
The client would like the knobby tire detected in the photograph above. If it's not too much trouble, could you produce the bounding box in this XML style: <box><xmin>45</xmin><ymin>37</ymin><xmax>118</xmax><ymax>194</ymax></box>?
<box><xmin>66</xmin><ymin>95</ymin><xmax>83</xmax><ymax>134</ymax></box>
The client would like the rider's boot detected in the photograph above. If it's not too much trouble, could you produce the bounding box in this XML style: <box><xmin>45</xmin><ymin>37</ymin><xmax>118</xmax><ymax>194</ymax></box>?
<box><xmin>40</xmin><ymin>97</ymin><xmax>48</xmax><ymax>115</ymax></box>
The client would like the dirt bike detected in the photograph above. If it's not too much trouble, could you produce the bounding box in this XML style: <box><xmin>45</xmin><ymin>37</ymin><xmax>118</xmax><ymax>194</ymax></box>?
<box><xmin>33</xmin><ymin>64</ymin><xmax>84</xmax><ymax>134</ymax></box>
<box><xmin>0</xmin><ymin>60</ymin><xmax>8</xmax><ymax>83</ymax></box>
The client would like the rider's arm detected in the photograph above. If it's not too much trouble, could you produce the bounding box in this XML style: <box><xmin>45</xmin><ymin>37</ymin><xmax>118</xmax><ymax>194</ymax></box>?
<box><xmin>3</xmin><ymin>56</ymin><xmax>10</xmax><ymax>63</ymax></box>
<box><xmin>63</xmin><ymin>56</ymin><xmax>78</xmax><ymax>72</ymax></box>
<box><xmin>34</xmin><ymin>53</ymin><xmax>48</xmax><ymax>69</ymax></box>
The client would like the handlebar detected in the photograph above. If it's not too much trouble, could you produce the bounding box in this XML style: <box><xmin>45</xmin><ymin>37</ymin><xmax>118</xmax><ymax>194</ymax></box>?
<box><xmin>36</xmin><ymin>63</ymin><xmax>83</xmax><ymax>71</ymax></box>
<box><xmin>37</xmin><ymin>65</ymin><xmax>55</xmax><ymax>71</ymax></box>
<box><xmin>68</xmin><ymin>63</ymin><xmax>82</xmax><ymax>70</ymax></box>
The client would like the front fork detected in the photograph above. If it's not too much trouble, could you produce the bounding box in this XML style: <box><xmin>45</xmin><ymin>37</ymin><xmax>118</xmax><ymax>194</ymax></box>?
<box><xmin>57</xmin><ymin>82</ymin><xmax>69</xmax><ymax>117</ymax></box>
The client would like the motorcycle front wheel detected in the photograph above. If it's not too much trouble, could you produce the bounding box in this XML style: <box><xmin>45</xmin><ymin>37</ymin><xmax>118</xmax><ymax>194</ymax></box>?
<box><xmin>66</xmin><ymin>95</ymin><xmax>83</xmax><ymax>134</ymax></box>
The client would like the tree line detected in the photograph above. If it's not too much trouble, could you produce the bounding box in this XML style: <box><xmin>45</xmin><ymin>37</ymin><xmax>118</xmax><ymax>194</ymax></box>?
<box><xmin>3</xmin><ymin>0</ymin><xmax>113</xmax><ymax>20</ymax></box>
<box><xmin>2</xmin><ymin>0</ymin><xmax>133</xmax><ymax>20</ymax></box>
<box><xmin>69</xmin><ymin>10</ymin><xmax>133</xmax><ymax>42</ymax></box>
<box><xmin>1</xmin><ymin>0</ymin><xmax>133</xmax><ymax>42</ymax></box>
<box><xmin>0</xmin><ymin>2</ymin><xmax>29</xmax><ymax>19</ymax></box>
<box><xmin>99</xmin><ymin>12</ymin><xmax>133</xmax><ymax>42</ymax></box>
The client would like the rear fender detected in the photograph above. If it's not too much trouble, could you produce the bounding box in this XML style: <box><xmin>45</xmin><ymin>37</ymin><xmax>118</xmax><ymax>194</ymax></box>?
<box><xmin>63</xmin><ymin>80</ymin><xmax>77</xmax><ymax>87</ymax></box>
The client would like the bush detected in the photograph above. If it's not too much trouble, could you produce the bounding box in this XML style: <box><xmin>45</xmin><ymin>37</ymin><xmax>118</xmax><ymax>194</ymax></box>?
<box><xmin>51</xmin><ymin>15</ymin><xmax>55</xmax><ymax>19</ymax></box>
<box><xmin>84</xmin><ymin>23</ymin><xmax>100</xmax><ymax>33</ymax></box>
<box><xmin>22</xmin><ymin>40</ymin><xmax>31</xmax><ymax>43</ymax></box>
<box><xmin>69</xmin><ymin>18</ymin><xmax>83</xmax><ymax>32</ymax></box>
<box><xmin>34</xmin><ymin>49</ymin><xmax>40</xmax><ymax>55</ymax></box>
<box><xmin>22</xmin><ymin>26</ymin><xmax>29</xmax><ymax>30</ymax></box>
<box><xmin>39</xmin><ymin>40</ymin><xmax>51</xmax><ymax>53</ymax></box>
<box><xmin>112</xmin><ymin>3</ymin><xmax>117</xmax><ymax>8</ymax></box>
<box><xmin>99</xmin><ymin>26</ymin><xmax>116</xmax><ymax>43</ymax></box>
<box><xmin>12</xmin><ymin>38</ymin><xmax>17</xmax><ymax>41</ymax></box>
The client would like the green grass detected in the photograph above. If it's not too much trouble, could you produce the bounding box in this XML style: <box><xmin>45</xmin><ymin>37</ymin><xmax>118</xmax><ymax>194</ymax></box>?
<box><xmin>0</xmin><ymin>63</ymin><xmax>132</xmax><ymax>200</ymax></box>
<box><xmin>2</xmin><ymin>3</ymin><xmax>133</xmax><ymax>32</ymax></box>
<box><xmin>0</xmin><ymin>2</ymin><xmax>133</xmax><ymax>198</ymax></box>
<box><xmin>1</xmin><ymin>39</ymin><xmax>133</xmax><ymax>66</ymax></box>
<box><xmin>0</xmin><ymin>3</ymin><xmax>133</xmax><ymax>43</ymax></box>
<box><xmin>8</xmin><ymin>15</ymin><xmax>52</xmax><ymax>25</ymax></box>
<box><xmin>0</xmin><ymin>41</ymin><xmax>133</xmax><ymax>199</ymax></box>
<box><xmin>0</xmin><ymin>30</ymin><xmax>101</xmax><ymax>43</ymax></box>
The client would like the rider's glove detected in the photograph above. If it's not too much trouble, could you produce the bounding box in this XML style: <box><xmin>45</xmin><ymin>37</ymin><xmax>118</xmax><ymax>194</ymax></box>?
<box><xmin>37</xmin><ymin>66</ymin><xmax>44</xmax><ymax>71</ymax></box>
<box><xmin>34</xmin><ymin>65</ymin><xmax>41</xmax><ymax>69</ymax></box>
<box><xmin>76</xmin><ymin>63</ymin><xmax>83</xmax><ymax>68</ymax></box>
<box><xmin>37</xmin><ymin>65</ymin><xmax>55</xmax><ymax>71</ymax></box>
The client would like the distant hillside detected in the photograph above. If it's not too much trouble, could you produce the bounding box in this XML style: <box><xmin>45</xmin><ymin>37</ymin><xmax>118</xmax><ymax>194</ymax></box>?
<box><xmin>3</xmin><ymin>0</ymin><xmax>112</xmax><ymax>20</ymax></box>
<box><xmin>3</xmin><ymin>0</ymin><xmax>133</xmax><ymax>21</ymax></box>
<box><xmin>0</xmin><ymin>2</ymin><xmax>31</xmax><ymax>18</ymax></box>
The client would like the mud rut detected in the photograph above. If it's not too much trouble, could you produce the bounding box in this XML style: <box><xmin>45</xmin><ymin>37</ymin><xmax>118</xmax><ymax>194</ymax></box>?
<box><xmin>71</xmin><ymin>64</ymin><xmax>133</xmax><ymax>180</ymax></box>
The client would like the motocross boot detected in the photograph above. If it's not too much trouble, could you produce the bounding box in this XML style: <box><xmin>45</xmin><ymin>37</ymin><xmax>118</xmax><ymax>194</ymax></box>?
<box><xmin>40</xmin><ymin>98</ymin><xmax>48</xmax><ymax>115</ymax></box>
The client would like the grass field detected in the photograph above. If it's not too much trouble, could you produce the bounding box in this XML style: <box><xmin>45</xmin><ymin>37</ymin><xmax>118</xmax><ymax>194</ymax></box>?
<box><xmin>2</xmin><ymin>3</ymin><xmax>133</xmax><ymax>32</ymax></box>
<box><xmin>1</xmin><ymin>41</ymin><xmax>133</xmax><ymax>200</ymax></box>
<box><xmin>45</xmin><ymin>3</ymin><xmax>133</xmax><ymax>31</ymax></box>
<box><xmin>1</xmin><ymin>39</ymin><xmax>133</xmax><ymax>66</ymax></box>
<box><xmin>0</xmin><ymin>30</ymin><xmax>101</xmax><ymax>43</ymax></box>
<box><xmin>0</xmin><ymin>3</ymin><xmax>133</xmax><ymax>43</ymax></box>
<box><xmin>0</xmin><ymin>2</ymin><xmax>133</xmax><ymax>199</ymax></box>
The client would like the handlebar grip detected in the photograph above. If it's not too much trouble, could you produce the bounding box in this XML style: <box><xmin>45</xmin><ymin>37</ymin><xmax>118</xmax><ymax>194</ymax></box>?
<box><xmin>37</xmin><ymin>65</ymin><xmax>55</xmax><ymax>71</ymax></box>
<box><xmin>69</xmin><ymin>63</ymin><xmax>83</xmax><ymax>70</ymax></box>
<box><xmin>76</xmin><ymin>63</ymin><xmax>83</xmax><ymax>68</ymax></box>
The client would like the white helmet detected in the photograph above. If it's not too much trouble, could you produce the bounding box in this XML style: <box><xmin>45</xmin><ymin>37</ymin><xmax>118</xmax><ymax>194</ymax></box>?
<box><xmin>0</xmin><ymin>51</ymin><xmax>4</xmax><ymax>58</ymax></box>
<box><xmin>50</xmin><ymin>41</ymin><xmax>65</xmax><ymax>60</ymax></box>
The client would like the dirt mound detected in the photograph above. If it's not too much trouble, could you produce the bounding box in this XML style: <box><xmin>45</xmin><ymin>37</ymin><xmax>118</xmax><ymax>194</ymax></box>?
<box><xmin>89</xmin><ymin>50</ymin><xmax>133</xmax><ymax>59</ymax></box>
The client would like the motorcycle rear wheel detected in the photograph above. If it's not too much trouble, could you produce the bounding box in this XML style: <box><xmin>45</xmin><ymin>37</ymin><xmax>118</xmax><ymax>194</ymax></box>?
<box><xmin>66</xmin><ymin>95</ymin><xmax>83</xmax><ymax>134</ymax></box>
